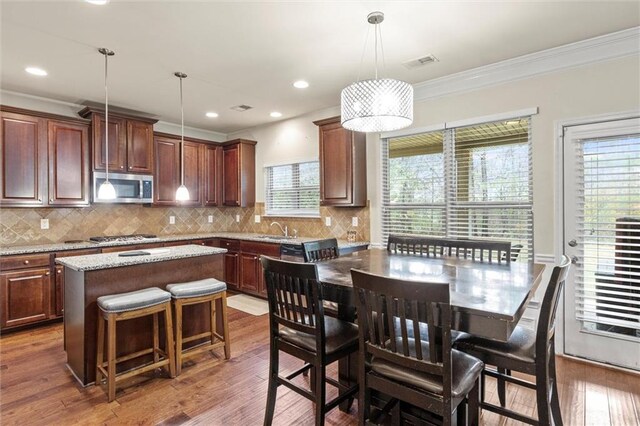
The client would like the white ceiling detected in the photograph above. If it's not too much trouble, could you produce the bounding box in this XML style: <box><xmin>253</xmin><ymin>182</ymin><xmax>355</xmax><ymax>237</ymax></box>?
<box><xmin>1</xmin><ymin>1</ymin><xmax>638</xmax><ymax>134</ymax></box>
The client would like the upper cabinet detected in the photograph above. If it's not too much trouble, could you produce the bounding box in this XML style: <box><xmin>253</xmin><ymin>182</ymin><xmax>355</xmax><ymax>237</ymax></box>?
<box><xmin>0</xmin><ymin>107</ymin><xmax>89</xmax><ymax>207</ymax></box>
<box><xmin>222</xmin><ymin>139</ymin><xmax>256</xmax><ymax>207</ymax></box>
<box><xmin>78</xmin><ymin>107</ymin><xmax>156</xmax><ymax>175</ymax></box>
<box><xmin>313</xmin><ymin>116</ymin><xmax>367</xmax><ymax>207</ymax></box>
<box><xmin>153</xmin><ymin>132</ymin><xmax>223</xmax><ymax>207</ymax></box>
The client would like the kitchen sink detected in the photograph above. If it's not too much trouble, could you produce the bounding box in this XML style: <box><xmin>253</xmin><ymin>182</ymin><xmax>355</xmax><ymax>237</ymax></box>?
<box><xmin>256</xmin><ymin>235</ymin><xmax>287</xmax><ymax>240</ymax></box>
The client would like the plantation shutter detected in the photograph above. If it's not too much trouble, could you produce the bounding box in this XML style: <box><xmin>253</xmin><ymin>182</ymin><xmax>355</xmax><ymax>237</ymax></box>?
<box><xmin>264</xmin><ymin>161</ymin><xmax>320</xmax><ymax>217</ymax></box>
<box><xmin>572</xmin><ymin>132</ymin><xmax>640</xmax><ymax>332</ymax></box>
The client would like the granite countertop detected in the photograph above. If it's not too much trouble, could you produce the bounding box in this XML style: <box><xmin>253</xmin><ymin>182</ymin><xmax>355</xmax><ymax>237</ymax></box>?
<box><xmin>55</xmin><ymin>245</ymin><xmax>227</xmax><ymax>272</ymax></box>
<box><xmin>1</xmin><ymin>232</ymin><xmax>369</xmax><ymax>256</ymax></box>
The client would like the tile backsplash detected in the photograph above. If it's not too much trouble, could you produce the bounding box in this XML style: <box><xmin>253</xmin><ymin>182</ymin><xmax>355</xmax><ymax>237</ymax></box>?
<box><xmin>0</xmin><ymin>203</ymin><xmax>370</xmax><ymax>246</ymax></box>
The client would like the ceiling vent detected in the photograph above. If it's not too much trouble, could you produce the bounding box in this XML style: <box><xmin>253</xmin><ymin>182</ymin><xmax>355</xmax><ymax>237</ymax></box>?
<box><xmin>230</xmin><ymin>104</ymin><xmax>253</xmax><ymax>112</ymax></box>
<box><xmin>403</xmin><ymin>54</ymin><xmax>439</xmax><ymax>69</ymax></box>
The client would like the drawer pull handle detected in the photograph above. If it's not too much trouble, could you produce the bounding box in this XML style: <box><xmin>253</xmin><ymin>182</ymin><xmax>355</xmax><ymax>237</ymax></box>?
<box><xmin>24</xmin><ymin>260</ymin><xmax>29</xmax><ymax>265</ymax></box>
<box><xmin>57</xmin><ymin>270</ymin><xmax>62</xmax><ymax>274</ymax></box>
<box><xmin>45</xmin><ymin>272</ymin><xmax>50</xmax><ymax>276</ymax></box>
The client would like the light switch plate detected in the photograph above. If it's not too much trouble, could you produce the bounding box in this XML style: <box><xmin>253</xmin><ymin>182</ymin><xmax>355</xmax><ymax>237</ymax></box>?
<box><xmin>235</xmin><ymin>214</ymin><xmax>240</xmax><ymax>223</ymax></box>
<box><xmin>40</xmin><ymin>219</ymin><xmax>49</xmax><ymax>230</ymax></box>
<box><xmin>255</xmin><ymin>215</ymin><xmax>261</xmax><ymax>223</ymax></box>
<box><xmin>169</xmin><ymin>216</ymin><xmax>176</xmax><ymax>225</ymax></box>
<box><xmin>351</xmin><ymin>217</ymin><xmax>358</xmax><ymax>227</ymax></box>
<box><xmin>325</xmin><ymin>217</ymin><xmax>331</xmax><ymax>226</ymax></box>
<box><xmin>208</xmin><ymin>215</ymin><xmax>213</xmax><ymax>223</ymax></box>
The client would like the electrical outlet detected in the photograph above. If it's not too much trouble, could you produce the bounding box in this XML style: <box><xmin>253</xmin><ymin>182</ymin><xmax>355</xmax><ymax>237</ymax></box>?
<box><xmin>169</xmin><ymin>216</ymin><xmax>176</xmax><ymax>225</ymax></box>
<box><xmin>325</xmin><ymin>216</ymin><xmax>332</xmax><ymax>226</ymax></box>
<box><xmin>208</xmin><ymin>215</ymin><xmax>213</xmax><ymax>223</ymax></box>
<box><xmin>255</xmin><ymin>215</ymin><xmax>261</xmax><ymax>223</ymax></box>
<box><xmin>235</xmin><ymin>214</ymin><xmax>240</xmax><ymax>223</ymax></box>
<box><xmin>351</xmin><ymin>217</ymin><xmax>358</xmax><ymax>227</ymax></box>
<box><xmin>40</xmin><ymin>219</ymin><xmax>49</xmax><ymax>230</ymax></box>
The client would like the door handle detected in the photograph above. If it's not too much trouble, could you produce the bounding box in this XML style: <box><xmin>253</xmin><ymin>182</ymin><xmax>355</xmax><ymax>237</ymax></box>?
<box><xmin>571</xmin><ymin>256</ymin><xmax>579</xmax><ymax>264</ymax></box>
<box><xmin>568</xmin><ymin>239</ymin><xmax>577</xmax><ymax>247</ymax></box>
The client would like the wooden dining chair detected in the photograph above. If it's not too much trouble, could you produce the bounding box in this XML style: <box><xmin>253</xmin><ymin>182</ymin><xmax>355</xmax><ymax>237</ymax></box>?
<box><xmin>351</xmin><ymin>269</ymin><xmax>483</xmax><ymax>426</ymax></box>
<box><xmin>387</xmin><ymin>234</ymin><xmax>513</xmax><ymax>263</ymax></box>
<box><xmin>454</xmin><ymin>256</ymin><xmax>572</xmax><ymax>425</ymax></box>
<box><xmin>261</xmin><ymin>256</ymin><xmax>359</xmax><ymax>426</ymax></box>
<box><xmin>302</xmin><ymin>238</ymin><xmax>339</xmax><ymax>262</ymax></box>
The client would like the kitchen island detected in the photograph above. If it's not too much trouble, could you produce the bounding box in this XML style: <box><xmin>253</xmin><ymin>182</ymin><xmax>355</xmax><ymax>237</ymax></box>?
<box><xmin>56</xmin><ymin>245</ymin><xmax>226</xmax><ymax>385</ymax></box>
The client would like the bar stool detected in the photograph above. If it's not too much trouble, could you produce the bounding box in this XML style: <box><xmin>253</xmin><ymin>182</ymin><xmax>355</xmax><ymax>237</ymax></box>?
<box><xmin>95</xmin><ymin>287</ymin><xmax>176</xmax><ymax>402</ymax></box>
<box><xmin>166</xmin><ymin>278</ymin><xmax>230</xmax><ymax>375</ymax></box>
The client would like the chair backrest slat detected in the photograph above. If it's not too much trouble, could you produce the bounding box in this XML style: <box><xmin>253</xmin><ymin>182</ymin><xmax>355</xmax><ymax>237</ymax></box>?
<box><xmin>537</xmin><ymin>256</ymin><xmax>572</xmax><ymax>351</ymax></box>
<box><xmin>387</xmin><ymin>234</ymin><xmax>513</xmax><ymax>263</ymax></box>
<box><xmin>302</xmin><ymin>238</ymin><xmax>339</xmax><ymax>263</ymax></box>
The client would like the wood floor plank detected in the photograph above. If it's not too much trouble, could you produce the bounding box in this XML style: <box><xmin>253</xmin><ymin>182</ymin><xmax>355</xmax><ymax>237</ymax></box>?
<box><xmin>1</xmin><ymin>311</ymin><xmax>639</xmax><ymax>425</ymax></box>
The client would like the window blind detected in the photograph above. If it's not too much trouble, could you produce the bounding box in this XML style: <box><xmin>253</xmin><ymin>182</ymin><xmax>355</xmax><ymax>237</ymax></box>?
<box><xmin>264</xmin><ymin>161</ymin><xmax>320</xmax><ymax>217</ymax></box>
<box><xmin>382</xmin><ymin>117</ymin><xmax>533</xmax><ymax>261</ymax></box>
<box><xmin>572</xmin><ymin>133</ymin><xmax>640</xmax><ymax>333</ymax></box>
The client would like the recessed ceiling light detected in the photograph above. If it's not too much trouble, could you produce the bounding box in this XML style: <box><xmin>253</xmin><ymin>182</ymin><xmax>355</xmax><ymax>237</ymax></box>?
<box><xmin>25</xmin><ymin>67</ymin><xmax>48</xmax><ymax>76</ymax></box>
<box><xmin>293</xmin><ymin>80</ymin><xmax>309</xmax><ymax>89</ymax></box>
<box><xmin>206</xmin><ymin>112</ymin><xmax>219</xmax><ymax>118</ymax></box>
<box><xmin>270</xmin><ymin>112</ymin><xmax>282</xmax><ymax>118</ymax></box>
<box><xmin>85</xmin><ymin>0</ymin><xmax>109</xmax><ymax>5</ymax></box>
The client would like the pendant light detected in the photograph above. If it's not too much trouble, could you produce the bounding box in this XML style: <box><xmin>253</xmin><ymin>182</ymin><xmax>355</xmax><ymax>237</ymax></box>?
<box><xmin>174</xmin><ymin>72</ymin><xmax>190</xmax><ymax>201</ymax></box>
<box><xmin>96</xmin><ymin>47</ymin><xmax>117</xmax><ymax>200</ymax></box>
<box><xmin>341</xmin><ymin>11</ymin><xmax>413</xmax><ymax>133</ymax></box>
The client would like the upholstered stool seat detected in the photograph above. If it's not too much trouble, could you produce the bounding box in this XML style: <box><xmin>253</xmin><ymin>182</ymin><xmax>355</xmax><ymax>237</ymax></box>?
<box><xmin>167</xmin><ymin>278</ymin><xmax>226</xmax><ymax>299</ymax></box>
<box><xmin>166</xmin><ymin>278</ymin><xmax>230</xmax><ymax>375</ymax></box>
<box><xmin>95</xmin><ymin>287</ymin><xmax>175</xmax><ymax>402</ymax></box>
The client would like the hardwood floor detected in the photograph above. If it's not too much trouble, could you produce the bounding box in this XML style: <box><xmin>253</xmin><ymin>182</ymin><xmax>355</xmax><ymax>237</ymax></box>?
<box><xmin>1</xmin><ymin>309</ymin><xmax>638</xmax><ymax>425</ymax></box>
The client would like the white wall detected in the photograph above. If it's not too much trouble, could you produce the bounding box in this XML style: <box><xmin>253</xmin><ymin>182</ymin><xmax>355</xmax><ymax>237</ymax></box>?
<box><xmin>229</xmin><ymin>54</ymin><xmax>640</xmax><ymax>255</ymax></box>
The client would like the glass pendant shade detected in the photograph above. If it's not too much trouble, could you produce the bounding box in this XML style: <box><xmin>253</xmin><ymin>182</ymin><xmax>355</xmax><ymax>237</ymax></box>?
<box><xmin>341</xmin><ymin>78</ymin><xmax>413</xmax><ymax>133</ymax></box>
<box><xmin>175</xmin><ymin>184</ymin><xmax>190</xmax><ymax>201</ymax></box>
<box><xmin>97</xmin><ymin>180</ymin><xmax>116</xmax><ymax>199</ymax></box>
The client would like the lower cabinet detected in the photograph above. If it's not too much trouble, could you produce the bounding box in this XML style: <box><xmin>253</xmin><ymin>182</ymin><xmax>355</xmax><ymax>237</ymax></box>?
<box><xmin>219</xmin><ymin>239</ymin><xmax>240</xmax><ymax>291</ymax></box>
<box><xmin>239</xmin><ymin>241</ymin><xmax>280</xmax><ymax>297</ymax></box>
<box><xmin>52</xmin><ymin>248</ymin><xmax>100</xmax><ymax>319</ymax></box>
<box><xmin>0</xmin><ymin>267</ymin><xmax>52</xmax><ymax>329</ymax></box>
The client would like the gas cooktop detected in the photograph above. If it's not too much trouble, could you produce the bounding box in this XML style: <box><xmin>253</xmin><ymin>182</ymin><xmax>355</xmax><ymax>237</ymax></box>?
<box><xmin>89</xmin><ymin>234</ymin><xmax>159</xmax><ymax>244</ymax></box>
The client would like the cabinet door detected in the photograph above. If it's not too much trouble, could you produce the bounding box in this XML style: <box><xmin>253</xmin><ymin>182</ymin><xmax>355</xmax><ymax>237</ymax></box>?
<box><xmin>224</xmin><ymin>252</ymin><xmax>239</xmax><ymax>290</ymax></box>
<box><xmin>203</xmin><ymin>144</ymin><xmax>222</xmax><ymax>206</ymax></box>
<box><xmin>92</xmin><ymin>114</ymin><xmax>127</xmax><ymax>172</ymax></box>
<box><xmin>0</xmin><ymin>112</ymin><xmax>47</xmax><ymax>206</ymax></box>
<box><xmin>0</xmin><ymin>268</ymin><xmax>51</xmax><ymax>328</ymax></box>
<box><xmin>222</xmin><ymin>144</ymin><xmax>240</xmax><ymax>206</ymax></box>
<box><xmin>48</xmin><ymin>120</ymin><xmax>89</xmax><ymax>206</ymax></box>
<box><xmin>319</xmin><ymin>121</ymin><xmax>353</xmax><ymax>205</ymax></box>
<box><xmin>153</xmin><ymin>136</ymin><xmax>180</xmax><ymax>205</ymax></box>
<box><xmin>239</xmin><ymin>253</ymin><xmax>260</xmax><ymax>293</ymax></box>
<box><xmin>126</xmin><ymin>120</ymin><xmax>154</xmax><ymax>174</ymax></box>
<box><xmin>54</xmin><ymin>265</ymin><xmax>64</xmax><ymax>317</ymax></box>
<box><xmin>180</xmin><ymin>141</ymin><xmax>203</xmax><ymax>206</ymax></box>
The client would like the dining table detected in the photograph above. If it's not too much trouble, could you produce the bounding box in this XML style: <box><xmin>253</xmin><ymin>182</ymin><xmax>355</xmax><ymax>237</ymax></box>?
<box><xmin>314</xmin><ymin>248</ymin><xmax>546</xmax><ymax>412</ymax></box>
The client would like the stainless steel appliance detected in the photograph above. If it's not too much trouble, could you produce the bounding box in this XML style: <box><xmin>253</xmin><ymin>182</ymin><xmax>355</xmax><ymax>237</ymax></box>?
<box><xmin>280</xmin><ymin>243</ymin><xmax>305</xmax><ymax>262</ymax></box>
<box><xmin>89</xmin><ymin>234</ymin><xmax>159</xmax><ymax>244</ymax></box>
<box><xmin>92</xmin><ymin>172</ymin><xmax>153</xmax><ymax>203</ymax></box>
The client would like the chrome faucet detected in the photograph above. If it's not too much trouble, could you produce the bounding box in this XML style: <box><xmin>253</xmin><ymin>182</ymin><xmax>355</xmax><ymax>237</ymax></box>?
<box><xmin>270</xmin><ymin>221</ymin><xmax>288</xmax><ymax>237</ymax></box>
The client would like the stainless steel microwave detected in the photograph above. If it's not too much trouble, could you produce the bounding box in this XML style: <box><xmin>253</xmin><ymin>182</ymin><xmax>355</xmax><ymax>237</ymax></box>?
<box><xmin>92</xmin><ymin>172</ymin><xmax>153</xmax><ymax>203</ymax></box>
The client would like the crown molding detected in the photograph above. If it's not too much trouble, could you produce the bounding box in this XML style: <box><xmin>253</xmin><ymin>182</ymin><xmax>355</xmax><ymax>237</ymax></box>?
<box><xmin>0</xmin><ymin>89</ymin><xmax>227</xmax><ymax>142</ymax></box>
<box><xmin>413</xmin><ymin>27</ymin><xmax>640</xmax><ymax>102</ymax></box>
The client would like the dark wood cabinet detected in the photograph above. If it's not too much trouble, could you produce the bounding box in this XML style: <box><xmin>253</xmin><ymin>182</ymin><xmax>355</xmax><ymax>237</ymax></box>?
<box><xmin>182</xmin><ymin>140</ymin><xmax>203</xmax><ymax>206</ymax></box>
<box><xmin>0</xmin><ymin>111</ymin><xmax>47</xmax><ymax>206</ymax></box>
<box><xmin>47</xmin><ymin>120</ymin><xmax>90</xmax><ymax>206</ymax></box>
<box><xmin>0</xmin><ymin>252</ymin><xmax>52</xmax><ymax>329</ymax></box>
<box><xmin>1</xmin><ymin>108</ymin><xmax>90</xmax><ymax>208</ymax></box>
<box><xmin>314</xmin><ymin>116</ymin><xmax>367</xmax><ymax>207</ymax></box>
<box><xmin>54</xmin><ymin>265</ymin><xmax>64</xmax><ymax>318</ymax></box>
<box><xmin>203</xmin><ymin>144</ymin><xmax>222</xmax><ymax>206</ymax></box>
<box><xmin>220</xmin><ymin>239</ymin><xmax>241</xmax><ymax>291</ymax></box>
<box><xmin>239</xmin><ymin>241</ymin><xmax>280</xmax><ymax>297</ymax></box>
<box><xmin>79</xmin><ymin>107</ymin><xmax>156</xmax><ymax>174</ymax></box>
<box><xmin>222</xmin><ymin>139</ymin><xmax>256</xmax><ymax>207</ymax></box>
<box><xmin>153</xmin><ymin>134</ymin><xmax>180</xmax><ymax>205</ymax></box>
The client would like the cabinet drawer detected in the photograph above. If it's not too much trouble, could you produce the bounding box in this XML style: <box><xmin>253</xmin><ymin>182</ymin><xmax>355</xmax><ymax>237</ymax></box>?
<box><xmin>0</xmin><ymin>253</ymin><xmax>51</xmax><ymax>271</ymax></box>
<box><xmin>220</xmin><ymin>239</ymin><xmax>240</xmax><ymax>251</ymax></box>
<box><xmin>240</xmin><ymin>241</ymin><xmax>280</xmax><ymax>256</ymax></box>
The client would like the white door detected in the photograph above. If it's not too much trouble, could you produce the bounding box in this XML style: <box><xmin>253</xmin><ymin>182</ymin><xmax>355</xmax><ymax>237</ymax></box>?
<box><xmin>563</xmin><ymin>117</ymin><xmax>640</xmax><ymax>371</ymax></box>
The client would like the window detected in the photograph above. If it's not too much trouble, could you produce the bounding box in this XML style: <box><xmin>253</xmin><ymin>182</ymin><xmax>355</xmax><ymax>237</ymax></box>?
<box><xmin>382</xmin><ymin>118</ymin><xmax>533</xmax><ymax>260</ymax></box>
<box><xmin>265</xmin><ymin>161</ymin><xmax>320</xmax><ymax>217</ymax></box>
